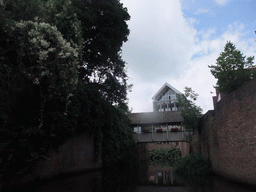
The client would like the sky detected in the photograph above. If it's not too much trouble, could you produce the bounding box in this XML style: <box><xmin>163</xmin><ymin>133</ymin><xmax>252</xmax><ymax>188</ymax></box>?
<box><xmin>120</xmin><ymin>0</ymin><xmax>256</xmax><ymax>114</ymax></box>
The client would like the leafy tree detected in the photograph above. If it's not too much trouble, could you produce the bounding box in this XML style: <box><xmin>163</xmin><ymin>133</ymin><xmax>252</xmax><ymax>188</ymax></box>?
<box><xmin>0</xmin><ymin>0</ymin><xmax>83</xmax><ymax>175</ymax></box>
<box><xmin>72</xmin><ymin>0</ymin><xmax>130</xmax><ymax>104</ymax></box>
<box><xmin>209</xmin><ymin>41</ymin><xmax>255</xmax><ymax>94</ymax></box>
<box><xmin>177</xmin><ymin>87</ymin><xmax>202</xmax><ymax>132</ymax></box>
<box><xmin>0</xmin><ymin>0</ymin><xmax>135</xmax><ymax>176</ymax></box>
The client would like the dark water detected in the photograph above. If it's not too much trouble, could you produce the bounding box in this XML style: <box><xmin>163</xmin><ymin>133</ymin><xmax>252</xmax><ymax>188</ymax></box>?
<box><xmin>138</xmin><ymin>161</ymin><xmax>256</xmax><ymax>192</ymax></box>
<box><xmin>17</xmin><ymin>161</ymin><xmax>256</xmax><ymax>192</ymax></box>
<box><xmin>18</xmin><ymin>165</ymin><xmax>137</xmax><ymax>192</ymax></box>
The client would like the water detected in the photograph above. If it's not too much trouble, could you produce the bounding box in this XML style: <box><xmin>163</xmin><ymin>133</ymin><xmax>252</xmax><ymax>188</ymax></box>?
<box><xmin>137</xmin><ymin>161</ymin><xmax>256</xmax><ymax>192</ymax></box>
<box><xmin>16</xmin><ymin>161</ymin><xmax>256</xmax><ymax>192</ymax></box>
<box><xmin>17</xmin><ymin>165</ymin><xmax>137</xmax><ymax>192</ymax></box>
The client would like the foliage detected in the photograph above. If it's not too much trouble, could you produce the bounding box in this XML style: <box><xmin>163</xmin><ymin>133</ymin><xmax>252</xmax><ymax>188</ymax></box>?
<box><xmin>73</xmin><ymin>0</ymin><xmax>131</xmax><ymax>104</ymax></box>
<box><xmin>209</xmin><ymin>41</ymin><xmax>255</xmax><ymax>94</ymax></box>
<box><xmin>177</xmin><ymin>87</ymin><xmax>202</xmax><ymax>131</ymax></box>
<box><xmin>0</xmin><ymin>0</ymin><xmax>83</xmax><ymax>175</ymax></box>
<box><xmin>0</xmin><ymin>0</ymin><xmax>134</xmax><ymax>176</ymax></box>
<box><xmin>173</xmin><ymin>153</ymin><xmax>212</xmax><ymax>188</ymax></box>
<box><xmin>148</xmin><ymin>148</ymin><xmax>181</xmax><ymax>166</ymax></box>
<box><xmin>101</xmin><ymin>104</ymin><xmax>138</xmax><ymax>167</ymax></box>
<box><xmin>174</xmin><ymin>153</ymin><xmax>211</xmax><ymax>176</ymax></box>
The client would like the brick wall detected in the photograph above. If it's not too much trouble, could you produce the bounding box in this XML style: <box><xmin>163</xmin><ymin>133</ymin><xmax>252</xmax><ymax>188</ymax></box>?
<box><xmin>4</xmin><ymin>132</ymin><xmax>101</xmax><ymax>189</ymax></box>
<box><xmin>197</xmin><ymin>79</ymin><xmax>256</xmax><ymax>186</ymax></box>
<box><xmin>34</xmin><ymin>133</ymin><xmax>101</xmax><ymax>177</ymax></box>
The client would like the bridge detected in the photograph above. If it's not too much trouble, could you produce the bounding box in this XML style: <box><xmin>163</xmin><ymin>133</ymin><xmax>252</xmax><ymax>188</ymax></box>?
<box><xmin>128</xmin><ymin>111</ymin><xmax>191</xmax><ymax>143</ymax></box>
<box><xmin>133</xmin><ymin>131</ymin><xmax>192</xmax><ymax>143</ymax></box>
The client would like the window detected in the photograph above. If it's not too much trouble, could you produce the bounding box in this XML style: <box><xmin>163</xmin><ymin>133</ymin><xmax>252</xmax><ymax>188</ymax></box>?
<box><xmin>170</xmin><ymin>95</ymin><xmax>176</xmax><ymax>99</ymax></box>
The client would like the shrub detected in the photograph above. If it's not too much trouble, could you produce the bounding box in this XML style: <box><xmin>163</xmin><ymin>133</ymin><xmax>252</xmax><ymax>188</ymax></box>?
<box><xmin>173</xmin><ymin>153</ymin><xmax>212</xmax><ymax>188</ymax></box>
<box><xmin>174</xmin><ymin>153</ymin><xmax>211</xmax><ymax>176</ymax></box>
<box><xmin>148</xmin><ymin>148</ymin><xmax>181</xmax><ymax>166</ymax></box>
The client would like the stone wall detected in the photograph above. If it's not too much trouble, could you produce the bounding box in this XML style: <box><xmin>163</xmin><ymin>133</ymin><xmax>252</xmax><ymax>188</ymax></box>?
<box><xmin>197</xmin><ymin>79</ymin><xmax>256</xmax><ymax>186</ymax></box>
<box><xmin>4</xmin><ymin>132</ymin><xmax>101</xmax><ymax>189</ymax></box>
<box><xmin>35</xmin><ymin>133</ymin><xmax>101</xmax><ymax>177</ymax></box>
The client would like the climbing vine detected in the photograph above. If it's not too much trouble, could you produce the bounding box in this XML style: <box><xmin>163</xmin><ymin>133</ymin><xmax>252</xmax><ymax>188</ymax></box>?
<box><xmin>148</xmin><ymin>148</ymin><xmax>181</xmax><ymax>166</ymax></box>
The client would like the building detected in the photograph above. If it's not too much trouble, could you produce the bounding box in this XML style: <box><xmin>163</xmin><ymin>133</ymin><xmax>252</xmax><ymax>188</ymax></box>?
<box><xmin>152</xmin><ymin>83</ymin><xmax>182</xmax><ymax>112</ymax></box>
<box><xmin>128</xmin><ymin>83</ymin><xmax>183</xmax><ymax>133</ymax></box>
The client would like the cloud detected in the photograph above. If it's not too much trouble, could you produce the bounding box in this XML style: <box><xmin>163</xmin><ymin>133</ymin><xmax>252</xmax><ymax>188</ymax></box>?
<box><xmin>122</xmin><ymin>0</ymin><xmax>197</xmax><ymax>82</ymax></box>
<box><xmin>121</xmin><ymin>0</ymin><xmax>256</xmax><ymax>114</ymax></box>
<box><xmin>126</xmin><ymin>21</ymin><xmax>256</xmax><ymax>113</ymax></box>
<box><xmin>214</xmin><ymin>0</ymin><xmax>231</xmax><ymax>5</ymax></box>
<box><xmin>195</xmin><ymin>8</ymin><xmax>209</xmax><ymax>14</ymax></box>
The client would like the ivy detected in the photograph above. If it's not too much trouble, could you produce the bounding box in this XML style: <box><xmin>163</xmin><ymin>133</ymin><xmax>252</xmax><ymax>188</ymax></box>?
<box><xmin>148</xmin><ymin>148</ymin><xmax>181</xmax><ymax>166</ymax></box>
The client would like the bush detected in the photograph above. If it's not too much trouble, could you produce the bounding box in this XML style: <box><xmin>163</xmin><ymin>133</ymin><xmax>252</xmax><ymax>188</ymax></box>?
<box><xmin>174</xmin><ymin>153</ymin><xmax>211</xmax><ymax>176</ymax></box>
<box><xmin>173</xmin><ymin>153</ymin><xmax>212</xmax><ymax>188</ymax></box>
<box><xmin>148</xmin><ymin>148</ymin><xmax>181</xmax><ymax>166</ymax></box>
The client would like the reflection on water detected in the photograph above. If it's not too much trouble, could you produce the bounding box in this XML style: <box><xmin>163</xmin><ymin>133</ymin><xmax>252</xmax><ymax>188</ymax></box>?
<box><xmin>139</xmin><ymin>162</ymin><xmax>180</xmax><ymax>186</ymax></box>
<box><xmin>18</xmin><ymin>164</ymin><xmax>137</xmax><ymax>192</ymax></box>
<box><xmin>17</xmin><ymin>162</ymin><xmax>256</xmax><ymax>192</ymax></box>
<box><xmin>18</xmin><ymin>170</ymin><xmax>103</xmax><ymax>192</ymax></box>
<box><xmin>138</xmin><ymin>160</ymin><xmax>256</xmax><ymax>192</ymax></box>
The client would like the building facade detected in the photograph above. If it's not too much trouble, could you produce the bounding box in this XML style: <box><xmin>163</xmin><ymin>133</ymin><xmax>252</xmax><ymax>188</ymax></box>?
<box><xmin>128</xmin><ymin>83</ymin><xmax>183</xmax><ymax>134</ymax></box>
<box><xmin>152</xmin><ymin>83</ymin><xmax>182</xmax><ymax>112</ymax></box>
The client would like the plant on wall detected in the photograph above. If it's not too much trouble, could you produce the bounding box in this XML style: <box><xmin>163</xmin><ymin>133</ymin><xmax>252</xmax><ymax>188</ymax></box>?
<box><xmin>148</xmin><ymin>148</ymin><xmax>181</xmax><ymax>166</ymax></box>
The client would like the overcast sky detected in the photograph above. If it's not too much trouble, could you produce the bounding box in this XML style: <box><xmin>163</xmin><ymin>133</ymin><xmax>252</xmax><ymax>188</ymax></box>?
<box><xmin>120</xmin><ymin>0</ymin><xmax>256</xmax><ymax>113</ymax></box>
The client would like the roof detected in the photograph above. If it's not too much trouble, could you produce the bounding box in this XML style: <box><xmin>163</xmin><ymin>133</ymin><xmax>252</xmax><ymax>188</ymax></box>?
<box><xmin>128</xmin><ymin>111</ymin><xmax>182</xmax><ymax>125</ymax></box>
<box><xmin>152</xmin><ymin>83</ymin><xmax>182</xmax><ymax>100</ymax></box>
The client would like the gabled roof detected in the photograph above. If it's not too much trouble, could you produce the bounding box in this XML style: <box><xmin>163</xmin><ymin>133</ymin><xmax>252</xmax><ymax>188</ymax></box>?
<box><xmin>152</xmin><ymin>83</ymin><xmax>182</xmax><ymax>100</ymax></box>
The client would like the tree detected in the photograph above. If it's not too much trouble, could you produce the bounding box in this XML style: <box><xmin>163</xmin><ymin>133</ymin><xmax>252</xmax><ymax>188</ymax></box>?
<box><xmin>208</xmin><ymin>41</ymin><xmax>255</xmax><ymax>94</ymax></box>
<box><xmin>0</xmin><ymin>0</ymin><xmax>84</xmax><ymax>174</ymax></box>
<box><xmin>0</xmin><ymin>0</ymin><xmax>134</xmax><ymax>175</ymax></box>
<box><xmin>177</xmin><ymin>87</ymin><xmax>202</xmax><ymax>132</ymax></box>
<box><xmin>72</xmin><ymin>0</ymin><xmax>131</xmax><ymax>104</ymax></box>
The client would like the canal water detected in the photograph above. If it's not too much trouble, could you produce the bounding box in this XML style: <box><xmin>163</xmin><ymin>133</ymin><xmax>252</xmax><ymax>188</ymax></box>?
<box><xmin>18</xmin><ymin>159</ymin><xmax>256</xmax><ymax>192</ymax></box>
